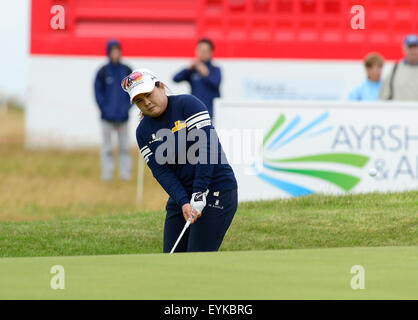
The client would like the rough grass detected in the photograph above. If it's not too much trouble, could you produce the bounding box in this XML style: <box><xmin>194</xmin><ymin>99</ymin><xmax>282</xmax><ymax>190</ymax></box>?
<box><xmin>0</xmin><ymin>107</ymin><xmax>167</xmax><ymax>221</ymax></box>
<box><xmin>1</xmin><ymin>190</ymin><xmax>417</xmax><ymax>257</ymax></box>
<box><xmin>230</xmin><ymin>191</ymin><xmax>418</xmax><ymax>251</ymax></box>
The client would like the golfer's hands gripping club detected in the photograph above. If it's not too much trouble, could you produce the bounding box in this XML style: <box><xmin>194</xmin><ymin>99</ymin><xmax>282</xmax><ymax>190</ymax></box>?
<box><xmin>182</xmin><ymin>203</ymin><xmax>196</xmax><ymax>224</ymax></box>
<box><xmin>190</xmin><ymin>189</ymin><xmax>209</xmax><ymax>218</ymax></box>
<box><xmin>181</xmin><ymin>190</ymin><xmax>209</xmax><ymax>224</ymax></box>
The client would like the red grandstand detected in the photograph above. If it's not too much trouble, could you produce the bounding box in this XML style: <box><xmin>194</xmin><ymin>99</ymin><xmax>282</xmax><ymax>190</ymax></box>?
<box><xmin>31</xmin><ymin>0</ymin><xmax>418</xmax><ymax>59</ymax></box>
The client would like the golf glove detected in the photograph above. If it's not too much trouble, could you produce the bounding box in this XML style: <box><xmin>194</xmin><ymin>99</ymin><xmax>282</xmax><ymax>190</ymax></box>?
<box><xmin>190</xmin><ymin>190</ymin><xmax>209</xmax><ymax>215</ymax></box>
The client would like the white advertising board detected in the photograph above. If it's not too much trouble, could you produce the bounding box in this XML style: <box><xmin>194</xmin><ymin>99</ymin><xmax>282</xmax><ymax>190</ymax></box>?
<box><xmin>214</xmin><ymin>100</ymin><xmax>418</xmax><ymax>201</ymax></box>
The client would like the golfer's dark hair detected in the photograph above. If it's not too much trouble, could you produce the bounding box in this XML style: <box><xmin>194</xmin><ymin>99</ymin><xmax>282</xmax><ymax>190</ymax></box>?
<box><xmin>198</xmin><ymin>38</ymin><xmax>214</xmax><ymax>51</ymax></box>
<box><xmin>156</xmin><ymin>81</ymin><xmax>172</xmax><ymax>95</ymax></box>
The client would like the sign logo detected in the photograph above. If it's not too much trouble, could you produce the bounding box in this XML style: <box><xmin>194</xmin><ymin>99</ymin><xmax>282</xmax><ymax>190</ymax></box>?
<box><xmin>254</xmin><ymin>112</ymin><xmax>370</xmax><ymax>196</ymax></box>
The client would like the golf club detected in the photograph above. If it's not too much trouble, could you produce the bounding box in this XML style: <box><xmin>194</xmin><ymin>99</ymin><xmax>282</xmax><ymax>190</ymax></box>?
<box><xmin>169</xmin><ymin>215</ymin><xmax>193</xmax><ymax>254</ymax></box>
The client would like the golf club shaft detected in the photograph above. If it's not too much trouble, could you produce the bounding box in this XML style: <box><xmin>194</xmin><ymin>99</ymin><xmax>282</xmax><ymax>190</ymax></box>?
<box><xmin>170</xmin><ymin>219</ymin><xmax>191</xmax><ymax>254</ymax></box>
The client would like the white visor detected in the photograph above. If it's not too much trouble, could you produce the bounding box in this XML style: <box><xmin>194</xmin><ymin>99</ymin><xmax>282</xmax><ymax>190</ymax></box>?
<box><xmin>121</xmin><ymin>68</ymin><xmax>159</xmax><ymax>104</ymax></box>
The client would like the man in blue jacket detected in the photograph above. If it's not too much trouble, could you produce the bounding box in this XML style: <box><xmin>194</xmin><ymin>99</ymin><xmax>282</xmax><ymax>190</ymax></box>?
<box><xmin>94</xmin><ymin>39</ymin><xmax>133</xmax><ymax>181</ymax></box>
<box><xmin>173</xmin><ymin>38</ymin><xmax>221</xmax><ymax>118</ymax></box>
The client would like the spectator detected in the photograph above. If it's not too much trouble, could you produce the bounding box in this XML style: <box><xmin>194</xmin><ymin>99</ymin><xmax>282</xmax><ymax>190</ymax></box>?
<box><xmin>94</xmin><ymin>39</ymin><xmax>133</xmax><ymax>181</ymax></box>
<box><xmin>379</xmin><ymin>34</ymin><xmax>418</xmax><ymax>101</ymax></box>
<box><xmin>173</xmin><ymin>38</ymin><xmax>221</xmax><ymax>118</ymax></box>
<box><xmin>348</xmin><ymin>53</ymin><xmax>384</xmax><ymax>101</ymax></box>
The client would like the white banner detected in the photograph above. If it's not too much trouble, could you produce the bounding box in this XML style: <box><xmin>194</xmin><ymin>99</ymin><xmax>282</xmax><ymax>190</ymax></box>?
<box><xmin>214</xmin><ymin>100</ymin><xmax>418</xmax><ymax>201</ymax></box>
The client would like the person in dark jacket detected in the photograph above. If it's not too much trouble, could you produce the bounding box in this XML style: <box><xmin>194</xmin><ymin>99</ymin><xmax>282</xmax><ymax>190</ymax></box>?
<box><xmin>122</xmin><ymin>68</ymin><xmax>237</xmax><ymax>253</ymax></box>
<box><xmin>173</xmin><ymin>38</ymin><xmax>221</xmax><ymax>118</ymax></box>
<box><xmin>94</xmin><ymin>39</ymin><xmax>133</xmax><ymax>181</ymax></box>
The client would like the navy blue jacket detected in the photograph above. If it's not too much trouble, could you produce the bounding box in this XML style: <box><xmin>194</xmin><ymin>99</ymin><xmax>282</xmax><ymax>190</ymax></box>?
<box><xmin>173</xmin><ymin>61</ymin><xmax>221</xmax><ymax>117</ymax></box>
<box><xmin>94</xmin><ymin>41</ymin><xmax>132</xmax><ymax>122</ymax></box>
<box><xmin>136</xmin><ymin>94</ymin><xmax>237</xmax><ymax>207</ymax></box>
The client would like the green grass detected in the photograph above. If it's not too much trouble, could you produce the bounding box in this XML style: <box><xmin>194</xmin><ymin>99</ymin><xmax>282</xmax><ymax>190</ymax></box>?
<box><xmin>1</xmin><ymin>246</ymin><xmax>417</xmax><ymax>299</ymax></box>
<box><xmin>1</xmin><ymin>191</ymin><xmax>417</xmax><ymax>257</ymax></box>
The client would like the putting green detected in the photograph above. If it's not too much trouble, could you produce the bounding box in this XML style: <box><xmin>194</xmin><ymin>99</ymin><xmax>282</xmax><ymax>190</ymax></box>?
<box><xmin>0</xmin><ymin>246</ymin><xmax>417</xmax><ymax>299</ymax></box>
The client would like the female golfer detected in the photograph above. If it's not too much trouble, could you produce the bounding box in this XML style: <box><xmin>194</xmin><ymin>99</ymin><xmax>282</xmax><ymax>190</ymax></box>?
<box><xmin>122</xmin><ymin>69</ymin><xmax>238</xmax><ymax>253</ymax></box>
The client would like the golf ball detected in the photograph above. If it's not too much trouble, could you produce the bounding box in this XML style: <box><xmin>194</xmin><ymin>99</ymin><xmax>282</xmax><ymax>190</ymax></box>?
<box><xmin>368</xmin><ymin>168</ymin><xmax>377</xmax><ymax>177</ymax></box>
